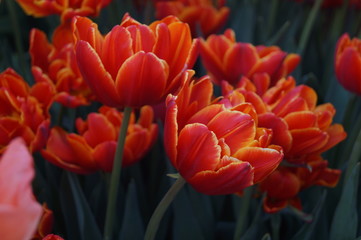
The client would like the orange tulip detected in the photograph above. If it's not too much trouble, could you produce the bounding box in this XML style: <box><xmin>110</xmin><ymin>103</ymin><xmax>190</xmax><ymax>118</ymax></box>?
<box><xmin>155</xmin><ymin>0</ymin><xmax>229</xmax><ymax>37</ymax></box>
<box><xmin>164</xmin><ymin>92</ymin><xmax>283</xmax><ymax>195</ymax></box>
<box><xmin>0</xmin><ymin>68</ymin><xmax>51</xmax><ymax>153</ymax></box>
<box><xmin>42</xmin><ymin>106</ymin><xmax>158</xmax><ymax>174</ymax></box>
<box><xmin>30</xmin><ymin>27</ymin><xmax>95</xmax><ymax>108</ymax></box>
<box><xmin>73</xmin><ymin>14</ymin><xmax>198</xmax><ymax>108</ymax></box>
<box><xmin>223</xmin><ymin>76</ymin><xmax>347</xmax><ymax>162</ymax></box>
<box><xmin>200</xmin><ymin>29</ymin><xmax>300</xmax><ymax>86</ymax></box>
<box><xmin>260</xmin><ymin>167</ymin><xmax>302</xmax><ymax>213</ymax></box>
<box><xmin>335</xmin><ymin>33</ymin><xmax>361</xmax><ymax>95</ymax></box>
<box><xmin>261</xmin><ymin>154</ymin><xmax>341</xmax><ymax>213</ymax></box>
<box><xmin>32</xmin><ymin>204</ymin><xmax>54</xmax><ymax>240</ymax></box>
<box><xmin>0</xmin><ymin>138</ymin><xmax>42</xmax><ymax>239</ymax></box>
<box><xmin>16</xmin><ymin>0</ymin><xmax>111</xmax><ymax>21</ymax></box>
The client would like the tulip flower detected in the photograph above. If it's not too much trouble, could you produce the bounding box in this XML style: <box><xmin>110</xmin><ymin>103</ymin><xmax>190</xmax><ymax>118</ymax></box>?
<box><xmin>260</xmin><ymin>154</ymin><xmax>341</xmax><ymax>213</ymax></box>
<box><xmin>223</xmin><ymin>76</ymin><xmax>347</xmax><ymax>162</ymax></box>
<box><xmin>42</xmin><ymin>106</ymin><xmax>158</xmax><ymax>174</ymax></box>
<box><xmin>15</xmin><ymin>0</ymin><xmax>111</xmax><ymax>22</ymax></box>
<box><xmin>200</xmin><ymin>29</ymin><xmax>300</xmax><ymax>86</ymax></box>
<box><xmin>164</xmin><ymin>94</ymin><xmax>283</xmax><ymax>195</ymax></box>
<box><xmin>155</xmin><ymin>0</ymin><xmax>230</xmax><ymax>37</ymax></box>
<box><xmin>32</xmin><ymin>204</ymin><xmax>54</xmax><ymax>240</ymax></box>
<box><xmin>0</xmin><ymin>138</ymin><xmax>42</xmax><ymax>240</ymax></box>
<box><xmin>0</xmin><ymin>68</ymin><xmax>51</xmax><ymax>153</ymax></box>
<box><xmin>335</xmin><ymin>33</ymin><xmax>361</xmax><ymax>95</ymax></box>
<box><xmin>73</xmin><ymin>14</ymin><xmax>198</xmax><ymax>108</ymax></box>
<box><xmin>30</xmin><ymin>28</ymin><xmax>95</xmax><ymax>108</ymax></box>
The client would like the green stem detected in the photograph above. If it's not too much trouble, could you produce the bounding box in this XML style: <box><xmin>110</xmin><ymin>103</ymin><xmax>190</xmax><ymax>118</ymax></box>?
<box><xmin>144</xmin><ymin>176</ymin><xmax>186</xmax><ymax>240</ymax></box>
<box><xmin>344</xmin><ymin>123</ymin><xmax>361</xmax><ymax>181</ymax></box>
<box><xmin>297</xmin><ymin>0</ymin><xmax>323</xmax><ymax>56</ymax></box>
<box><xmin>266</xmin><ymin>0</ymin><xmax>279</xmax><ymax>39</ymax></box>
<box><xmin>233</xmin><ymin>187</ymin><xmax>253</xmax><ymax>240</ymax></box>
<box><xmin>103</xmin><ymin>106</ymin><xmax>132</xmax><ymax>240</ymax></box>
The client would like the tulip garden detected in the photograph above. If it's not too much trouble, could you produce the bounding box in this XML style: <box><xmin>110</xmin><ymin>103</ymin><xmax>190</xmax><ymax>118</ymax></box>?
<box><xmin>0</xmin><ymin>0</ymin><xmax>361</xmax><ymax>239</ymax></box>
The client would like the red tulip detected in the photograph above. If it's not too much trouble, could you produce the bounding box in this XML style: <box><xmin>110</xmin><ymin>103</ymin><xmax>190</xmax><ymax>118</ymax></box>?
<box><xmin>73</xmin><ymin>14</ymin><xmax>198</xmax><ymax>108</ymax></box>
<box><xmin>42</xmin><ymin>106</ymin><xmax>158</xmax><ymax>174</ymax></box>
<box><xmin>32</xmin><ymin>204</ymin><xmax>54</xmax><ymax>240</ymax></box>
<box><xmin>200</xmin><ymin>29</ymin><xmax>300</xmax><ymax>86</ymax></box>
<box><xmin>0</xmin><ymin>68</ymin><xmax>51</xmax><ymax>153</ymax></box>
<box><xmin>15</xmin><ymin>0</ymin><xmax>111</xmax><ymax>21</ymax></box>
<box><xmin>155</xmin><ymin>0</ymin><xmax>230</xmax><ymax>37</ymax></box>
<box><xmin>261</xmin><ymin>154</ymin><xmax>341</xmax><ymax>213</ymax></box>
<box><xmin>0</xmin><ymin>138</ymin><xmax>42</xmax><ymax>239</ymax></box>
<box><xmin>335</xmin><ymin>33</ymin><xmax>361</xmax><ymax>95</ymax></box>
<box><xmin>30</xmin><ymin>28</ymin><xmax>95</xmax><ymax>108</ymax></box>
<box><xmin>164</xmin><ymin>94</ymin><xmax>283</xmax><ymax>195</ymax></box>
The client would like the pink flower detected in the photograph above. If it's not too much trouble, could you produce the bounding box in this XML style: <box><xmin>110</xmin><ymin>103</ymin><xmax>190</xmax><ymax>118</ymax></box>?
<box><xmin>0</xmin><ymin>138</ymin><xmax>42</xmax><ymax>240</ymax></box>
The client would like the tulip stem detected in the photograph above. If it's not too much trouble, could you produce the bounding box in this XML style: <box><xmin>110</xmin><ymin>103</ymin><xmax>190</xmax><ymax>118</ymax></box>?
<box><xmin>144</xmin><ymin>176</ymin><xmax>186</xmax><ymax>240</ymax></box>
<box><xmin>297</xmin><ymin>0</ymin><xmax>323</xmax><ymax>56</ymax></box>
<box><xmin>233</xmin><ymin>186</ymin><xmax>253</xmax><ymax>240</ymax></box>
<box><xmin>103</xmin><ymin>106</ymin><xmax>132</xmax><ymax>240</ymax></box>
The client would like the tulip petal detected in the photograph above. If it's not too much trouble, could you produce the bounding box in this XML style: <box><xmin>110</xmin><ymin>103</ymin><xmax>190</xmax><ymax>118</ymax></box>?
<box><xmin>0</xmin><ymin>138</ymin><xmax>42</xmax><ymax>240</ymax></box>
<box><xmin>207</xmin><ymin>110</ymin><xmax>256</xmax><ymax>154</ymax></box>
<box><xmin>82</xmin><ymin>113</ymin><xmax>116</xmax><ymax>148</ymax></box>
<box><xmin>283</xmin><ymin>111</ymin><xmax>317</xmax><ymax>130</ymax></box>
<box><xmin>29</xmin><ymin>29</ymin><xmax>53</xmax><ymax>71</ymax></box>
<box><xmin>289</xmin><ymin>128</ymin><xmax>329</xmax><ymax>157</ymax></box>
<box><xmin>164</xmin><ymin>95</ymin><xmax>179</xmax><ymax>166</ymax></box>
<box><xmin>233</xmin><ymin>147</ymin><xmax>283</xmax><ymax>183</ymax></box>
<box><xmin>115</xmin><ymin>51</ymin><xmax>169</xmax><ymax>107</ymax></box>
<box><xmin>93</xmin><ymin>141</ymin><xmax>116</xmax><ymax>172</ymax></box>
<box><xmin>336</xmin><ymin>47</ymin><xmax>361</xmax><ymax>94</ymax></box>
<box><xmin>188</xmin><ymin>160</ymin><xmax>254</xmax><ymax>195</ymax></box>
<box><xmin>224</xmin><ymin>43</ymin><xmax>258</xmax><ymax>85</ymax></box>
<box><xmin>76</xmin><ymin>40</ymin><xmax>120</xmax><ymax>107</ymax></box>
<box><xmin>177</xmin><ymin>123</ymin><xmax>221</xmax><ymax>179</ymax></box>
<box><xmin>101</xmin><ymin>26</ymin><xmax>133</xmax><ymax>79</ymax></box>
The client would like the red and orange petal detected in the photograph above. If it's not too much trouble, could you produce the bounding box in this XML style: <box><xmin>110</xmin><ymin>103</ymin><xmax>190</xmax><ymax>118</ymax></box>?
<box><xmin>335</xmin><ymin>34</ymin><xmax>361</xmax><ymax>95</ymax></box>
<box><xmin>187</xmin><ymin>159</ymin><xmax>254</xmax><ymax>195</ymax></box>
<box><xmin>41</xmin><ymin>127</ymin><xmax>96</xmax><ymax>174</ymax></box>
<box><xmin>260</xmin><ymin>168</ymin><xmax>301</xmax><ymax>200</ymax></box>
<box><xmin>233</xmin><ymin>146</ymin><xmax>283</xmax><ymax>183</ymax></box>
<box><xmin>32</xmin><ymin>203</ymin><xmax>54</xmax><ymax>239</ymax></box>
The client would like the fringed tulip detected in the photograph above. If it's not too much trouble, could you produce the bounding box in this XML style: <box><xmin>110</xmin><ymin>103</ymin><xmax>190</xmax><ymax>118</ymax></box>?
<box><xmin>73</xmin><ymin>14</ymin><xmax>198</xmax><ymax>108</ymax></box>
<box><xmin>32</xmin><ymin>204</ymin><xmax>54</xmax><ymax>240</ymax></box>
<box><xmin>261</xmin><ymin>155</ymin><xmax>341</xmax><ymax>213</ymax></box>
<box><xmin>164</xmin><ymin>92</ymin><xmax>283</xmax><ymax>195</ymax></box>
<box><xmin>200</xmin><ymin>29</ymin><xmax>300</xmax><ymax>86</ymax></box>
<box><xmin>0</xmin><ymin>138</ymin><xmax>42</xmax><ymax>240</ymax></box>
<box><xmin>0</xmin><ymin>68</ymin><xmax>51</xmax><ymax>153</ymax></box>
<box><xmin>42</xmin><ymin>106</ymin><xmax>158</xmax><ymax>174</ymax></box>
<box><xmin>16</xmin><ymin>0</ymin><xmax>111</xmax><ymax>22</ymax></box>
<box><xmin>155</xmin><ymin>0</ymin><xmax>230</xmax><ymax>37</ymax></box>
<box><xmin>30</xmin><ymin>28</ymin><xmax>95</xmax><ymax>108</ymax></box>
<box><xmin>335</xmin><ymin>33</ymin><xmax>361</xmax><ymax>95</ymax></box>
<box><xmin>221</xmin><ymin>75</ymin><xmax>346</xmax><ymax>212</ymax></box>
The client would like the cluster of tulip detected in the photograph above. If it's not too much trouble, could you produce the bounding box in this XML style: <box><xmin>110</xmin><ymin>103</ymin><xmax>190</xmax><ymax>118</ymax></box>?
<box><xmin>0</xmin><ymin>0</ymin><xmax>361</xmax><ymax>239</ymax></box>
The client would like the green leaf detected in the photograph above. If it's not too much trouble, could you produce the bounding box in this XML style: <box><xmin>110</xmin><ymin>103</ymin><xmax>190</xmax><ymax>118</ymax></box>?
<box><xmin>330</xmin><ymin>164</ymin><xmax>360</xmax><ymax>240</ymax></box>
<box><xmin>60</xmin><ymin>172</ymin><xmax>102</xmax><ymax>240</ymax></box>
<box><xmin>119</xmin><ymin>180</ymin><xmax>144</xmax><ymax>240</ymax></box>
<box><xmin>291</xmin><ymin>190</ymin><xmax>327</xmax><ymax>240</ymax></box>
<box><xmin>172</xmin><ymin>185</ymin><xmax>205</xmax><ymax>240</ymax></box>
